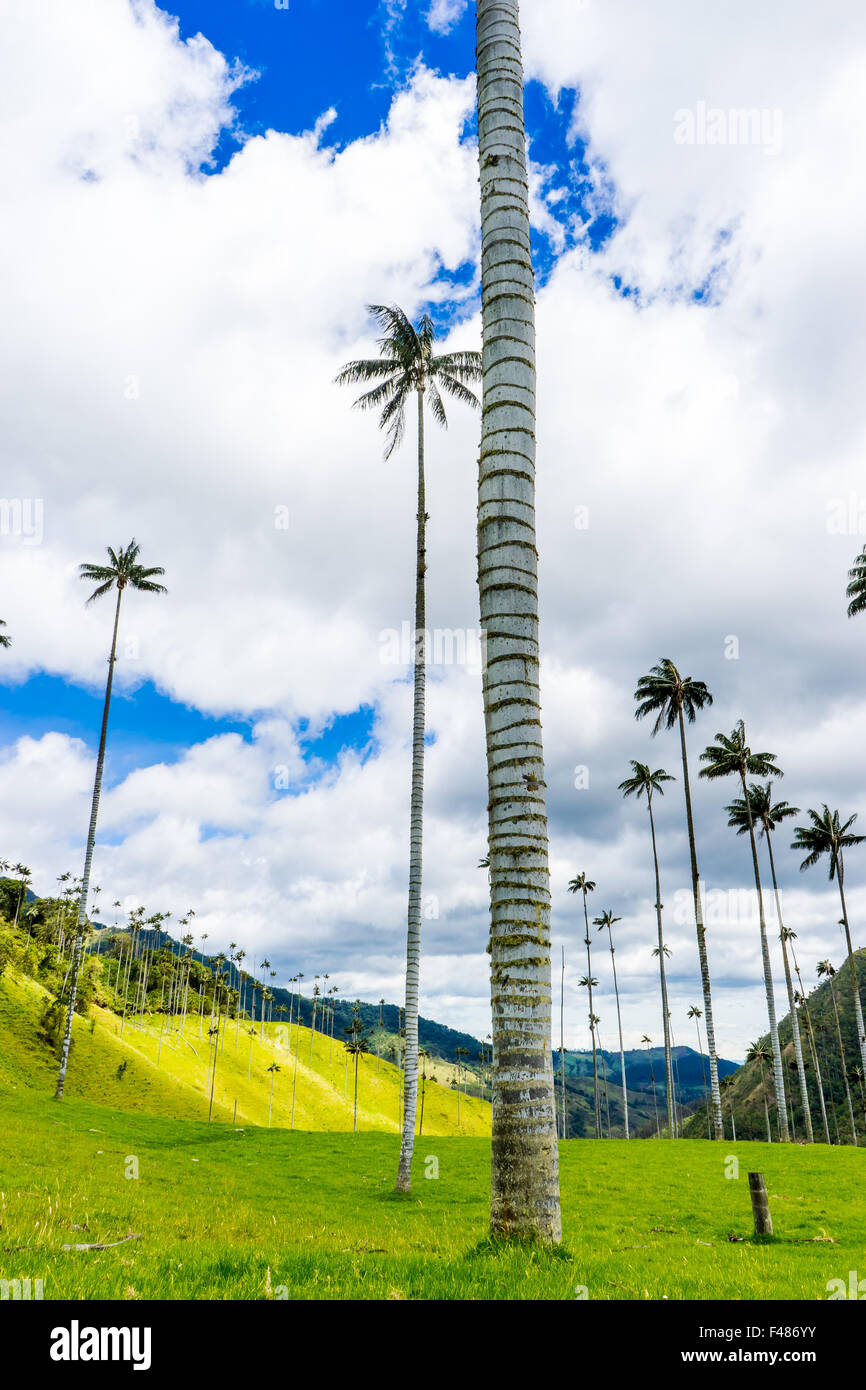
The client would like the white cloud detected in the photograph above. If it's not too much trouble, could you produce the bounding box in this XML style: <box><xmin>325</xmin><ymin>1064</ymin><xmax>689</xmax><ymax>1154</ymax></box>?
<box><xmin>426</xmin><ymin>0</ymin><xmax>469</xmax><ymax>37</ymax></box>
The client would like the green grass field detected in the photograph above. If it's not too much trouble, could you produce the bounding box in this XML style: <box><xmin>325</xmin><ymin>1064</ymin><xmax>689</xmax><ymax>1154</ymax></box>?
<box><xmin>1</xmin><ymin>1084</ymin><xmax>862</xmax><ymax>1300</ymax></box>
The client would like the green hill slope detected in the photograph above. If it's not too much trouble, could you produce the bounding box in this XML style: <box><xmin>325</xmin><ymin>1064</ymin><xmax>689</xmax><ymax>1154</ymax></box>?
<box><xmin>683</xmin><ymin>949</ymin><xmax>866</xmax><ymax>1143</ymax></box>
<box><xmin>0</xmin><ymin>966</ymin><xmax>491</xmax><ymax>1136</ymax></box>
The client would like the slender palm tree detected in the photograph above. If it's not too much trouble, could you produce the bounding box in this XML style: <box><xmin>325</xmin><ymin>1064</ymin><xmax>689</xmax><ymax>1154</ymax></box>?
<box><xmin>817</xmin><ymin>960</ymin><xmax>858</xmax><ymax>1144</ymax></box>
<box><xmin>337</xmin><ymin>306</ymin><xmax>480</xmax><ymax>1195</ymax></box>
<box><xmin>344</xmin><ymin>1003</ymin><xmax>369</xmax><ymax>1134</ymax></box>
<box><xmin>569</xmin><ymin>875</ymin><xmax>599</xmax><ymax>1137</ymax></box>
<box><xmin>0</xmin><ymin>619</ymin><xmax>11</xmax><ymax>648</ymax></box>
<box><xmin>558</xmin><ymin>945</ymin><xmax>567</xmax><ymax>1139</ymax></box>
<box><xmin>653</xmin><ymin>945</ymin><xmax>681</xmax><ymax>1139</ymax></box>
<box><xmin>687</xmin><ymin>1005</ymin><xmax>711</xmax><ymax>1140</ymax></box>
<box><xmin>634</xmin><ymin>660</ymin><xmax>723</xmax><ymax>1138</ymax></box>
<box><xmin>55</xmin><ymin>542</ymin><xmax>166</xmax><ymax>1100</ymax></box>
<box><xmin>793</xmin><ymin>984</ymin><xmax>831</xmax><ymax>1145</ymax></box>
<box><xmin>792</xmin><ymin>807</ymin><xmax>866</xmax><ymax>1076</ymax></box>
<box><xmin>641</xmin><ymin>1035</ymin><xmax>661</xmax><ymax>1137</ymax></box>
<box><xmin>720</xmin><ymin>1073</ymin><xmax>737</xmax><ymax>1141</ymax></box>
<box><xmin>746</xmin><ymin>1040</ymin><xmax>774</xmax><ymax>1142</ymax></box>
<box><xmin>699</xmin><ymin>721</ymin><xmax>789</xmax><ymax>1141</ymax></box>
<box><xmin>475</xmin><ymin>0</ymin><xmax>560</xmax><ymax>1243</ymax></box>
<box><xmin>11</xmin><ymin>863</ymin><xmax>30</xmax><ymax>932</ymax></box>
<box><xmin>619</xmin><ymin>761</ymin><xmax>676</xmax><ymax>1135</ymax></box>
<box><xmin>578</xmin><ymin>976</ymin><xmax>601</xmax><ymax>1136</ymax></box>
<box><xmin>727</xmin><ymin>783</ymin><xmax>813</xmax><ymax>1142</ymax></box>
<box><xmin>267</xmin><ymin>1062</ymin><xmax>281</xmax><ymax>1129</ymax></box>
<box><xmin>594</xmin><ymin>911</ymin><xmax>629</xmax><ymax>1138</ymax></box>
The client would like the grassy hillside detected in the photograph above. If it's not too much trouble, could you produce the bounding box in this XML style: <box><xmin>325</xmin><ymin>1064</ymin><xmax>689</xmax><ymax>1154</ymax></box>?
<box><xmin>0</xmin><ymin>969</ymin><xmax>490</xmax><ymax>1136</ymax></box>
<box><xmin>1</xmin><ymin>1085</ymin><xmax>862</xmax><ymax>1300</ymax></box>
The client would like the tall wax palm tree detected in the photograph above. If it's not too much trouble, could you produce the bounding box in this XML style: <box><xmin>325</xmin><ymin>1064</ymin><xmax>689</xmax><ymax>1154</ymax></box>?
<box><xmin>11</xmin><ymin>863</ymin><xmax>30</xmax><ymax>932</ymax></box>
<box><xmin>720</xmin><ymin>1074</ymin><xmax>737</xmax><ymax>1142</ymax></box>
<box><xmin>792</xmin><ymin>806</ymin><xmax>866</xmax><ymax>1076</ymax></box>
<box><xmin>633</xmin><ymin>660</ymin><xmax>723</xmax><ymax>1139</ymax></box>
<box><xmin>726</xmin><ymin>783</ymin><xmax>813</xmax><ymax>1142</ymax></box>
<box><xmin>650</xmin><ymin>945</ymin><xmax>678</xmax><ymax>1128</ymax></box>
<box><xmin>619</xmin><ymin>761</ymin><xmax>676</xmax><ymax>1135</ymax></box>
<box><xmin>817</xmin><ymin>960</ymin><xmax>858</xmax><ymax>1144</ymax></box>
<box><xmin>792</xmin><ymin>982</ymin><xmax>831</xmax><ymax>1145</ymax></box>
<box><xmin>699</xmin><ymin>721</ymin><xmax>789</xmax><ymax>1142</ymax></box>
<box><xmin>594</xmin><ymin>911</ymin><xmax>629</xmax><ymax>1138</ymax></box>
<box><xmin>267</xmin><ymin>1062</ymin><xmax>281</xmax><ymax>1129</ymax></box>
<box><xmin>642</xmin><ymin>1036</ymin><xmax>661</xmax><ymax>1137</ymax></box>
<box><xmin>559</xmin><ymin>945</ymin><xmax>567</xmax><ymax>1139</ymax></box>
<box><xmin>746</xmin><ymin>1040</ymin><xmax>774</xmax><ymax>1142</ymax></box>
<box><xmin>476</xmin><ymin>0</ymin><xmax>560</xmax><ymax>1243</ymax></box>
<box><xmin>687</xmin><ymin>1005</ymin><xmax>711</xmax><ymax>1140</ymax></box>
<box><xmin>337</xmin><ymin>305</ymin><xmax>480</xmax><ymax>1196</ymax></box>
<box><xmin>55</xmin><ymin>542</ymin><xmax>166</xmax><ymax>1100</ymax></box>
<box><xmin>569</xmin><ymin>875</ymin><xmax>600</xmax><ymax>1137</ymax></box>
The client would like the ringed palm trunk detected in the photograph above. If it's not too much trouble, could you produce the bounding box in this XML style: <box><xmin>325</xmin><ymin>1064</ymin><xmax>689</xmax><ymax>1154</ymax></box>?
<box><xmin>835</xmin><ymin>865</ymin><xmax>866</xmax><ymax>1077</ymax></box>
<box><xmin>765</xmin><ymin>836</ymin><xmax>813</xmax><ymax>1141</ymax></box>
<box><xmin>739</xmin><ymin>769</ymin><xmax>789</xmax><ymax>1141</ymax></box>
<box><xmin>583</xmin><ymin>893</ymin><xmax>600</xmax><ymax>1138</ymax></box>
<box><xmin>395</xmin><ymin>385</ymin><xmax>426</xmax><ymax>1194</ymax></box>
<box><xmin>55</xmin><ymin>587</ymin><xmax>123</xmax><ymax>1100</ymax></box>
<box><xmin>647</xmin><ymin>797</ymin><xmax>675</xmax><ymax>1136</ymax></box>
<box><xmin>604</xmin><ymin>924</ymin><xmax>629</xmax><ymax>1138</ymax></box>
<box><xmin>677</xmin><ymin>710</ymin><xmax>724</xmax><ymax>1138</ymax></box>
<box><xmin>477</xmin><ymin>0</ymin><xmax>561</xmax><ymax>1243</ymax></box>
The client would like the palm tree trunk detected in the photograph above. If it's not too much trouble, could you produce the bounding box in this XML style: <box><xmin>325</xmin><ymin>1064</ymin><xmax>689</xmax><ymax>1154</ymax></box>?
<box><xmin>605</xmin><ymin>924</ymin><xmax>629</xmax><ymax>1138</ymax></box>
<box><xmin>829</xmin><ymin>980</ymin><xmax>858</xmax><ymax>1144</ymax></box>
<box><xmin>583</xmin><ymin>892</ymin><xmax>600</xmax><ymax>1138</ymax></box>
<box><xmin>477</xmin><ymin>0</ymin><xmax>560</xmax><ymax>1243</ymax></box>
<box><xmin>647</xmin><ymin>799</ymin><xmax>675</xmax><ymax>1137</ymax></box>
<box><xmin>677</xmin><ymin>709</ymin><xmax>723</xmax><ymax>1138</ymax></box>
<box><xmin>835</xmin><ymin>865</ymin><xmax>866</xmax><ymax>1076</ymax></box>
<box><xmin>765</xmin><ymin>837</ymin><xmax>813</xmax><ymax>1141</ymax></box>
<box><xmin>395</xmin><ymin>386</ymin><xmax>427</xmax><ymax>1194</ymax></box>
<box><xmin>646</xmin><ymin>1042</ymin><xmax>660</xmax><ymax>1137</ymax></box>
<box><xmin>693</xmin><ymin>1016</ymin><xmax>710</xmax><ymax>1138</ymax></box>
<box><xmin>738</xmin><ymin>768</ymin><xmax>789</xmax><ymax>1141</ymax></box>
<box><xmin>55</xmin><ymin>587</ymin><xmax>123</xmax><ymax>1100</ymax></box>
<box><xmin>792</xmin><ymin>951</ymin><xmax>831</xmax><ymax>1143</ymax></box>
<box><xmin>559</xmin><ymin>946</ymin><xmax>566</xmax><ymax>1139</ymax></box>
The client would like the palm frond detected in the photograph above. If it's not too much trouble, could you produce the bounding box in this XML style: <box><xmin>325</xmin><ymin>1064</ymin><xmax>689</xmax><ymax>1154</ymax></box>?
<box><xmin>334</xmin><ymin>358</ymin><xmax>402</xmax><ymax>388</ymax></box>
<box><xmin>426</xmin><ymin>381</ymin><xmax>448</xmax><ymax>430</ymax></box>
<box><xmin>434</xmin><ymin>371</ymin><xmax>481</xmax><ymax>410</ymax></box>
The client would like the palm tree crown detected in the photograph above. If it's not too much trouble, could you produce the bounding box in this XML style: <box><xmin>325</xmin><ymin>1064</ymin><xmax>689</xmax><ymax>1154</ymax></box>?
<box><xmin>633</xmin><ymin>659</ymin><xmax>713</xmax><ymax>733</ymax></box>
<box><xmin>725</xmin><ymin>782</ymin><xmax>799</xmax><ymax>838</ymax></box>
<box><xmin>699</xmin><ymin>720</ymin><xmax>782</xmax><ymax>783</ymax></box>
<box><xmin>80</xmin><ymin>540</ymin><xmax>167</xmax><ymax>604</ymax></box>
<box><xmin>618</xmin><ymin>760</ymin><xmax>674</xmax><ymax>802</ymax></box>
<box><xmin>0</xmin><ymin>619</ymin><xmax>11</xmax><ymax>648</ymax></box>
<box><xmin>335</xmin><ymin>304</ymin><xmax>481</xmax><ymax>458</ymax></box>
<box><xmin>791</xmin><ymin>805</ymin><xmax>865</xmax><ymax>880</ymax></box>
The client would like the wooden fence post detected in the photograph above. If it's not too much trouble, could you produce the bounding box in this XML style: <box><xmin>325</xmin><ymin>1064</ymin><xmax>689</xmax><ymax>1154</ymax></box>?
<box><xmin>748</xmin><ymin>1171</ymin><xmax>773</xmax><ymax>1236</ymax></box>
